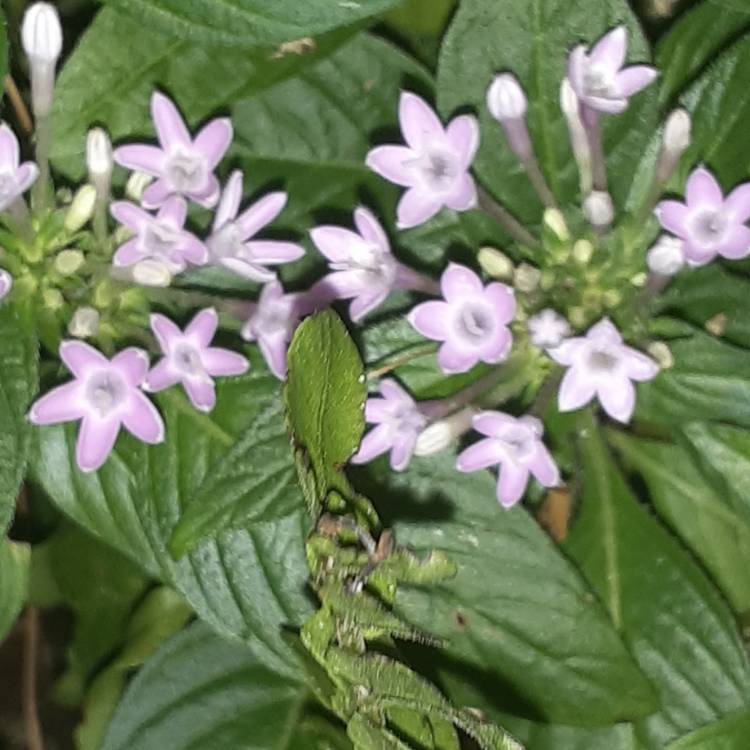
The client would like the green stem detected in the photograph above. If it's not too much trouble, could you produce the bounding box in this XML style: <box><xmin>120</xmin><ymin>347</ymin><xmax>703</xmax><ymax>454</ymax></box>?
<box><xmin>476</xmin><ymin>185</ymin><xmax>539</xmax><ymax>248</ymax></box>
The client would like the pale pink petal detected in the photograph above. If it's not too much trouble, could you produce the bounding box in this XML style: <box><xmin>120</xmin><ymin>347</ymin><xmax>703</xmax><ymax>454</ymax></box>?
<box><xmin>186</xmin><ymin>308</ymin><xmax>218</xmax><ymax>347</ymax></box>
<box><xmin>718</xmin><ymin>224</ymin><xmax>750</xmax><ymax>260</ymax></box>
<box><xmin>472</xmin><ymin>411</ymin><xmax>516</xmax><ymax>438</ymax></box>
<box><xmin>189</xmin><ymin>174</ymin><xmax>221</xmax><ymax>209</ymax></box>
<box><xmin>143</xmin><ymin>359</ymin><xmax>181</xmax><ymax>392</ymax></box>
<box><xmin>310</xmin><ymin>226</ymin><xmax>360</xmax><ymax>263</ymax></box>
<box><xmin>364</xmin><ymin>398</ymin><xmax>390</xmax><ymax>423</ymax></box>
<box><xmin>258</xmin><ymin>333</ymin><xmax>289</xmax><ymax>380</ymax></box>
<box><xmin>28</xmin><ymin>382</ymin><xmax>85</xmax><ymax>425</ymax></box>
<box><xmin>547</xmin><ymin>338</ymin><xmax>587</xmax><ymax>366</ymax></box>
<box><xmin>15</xmin><ymin>163</ymin><xmax>38</xmax><ymax>194</ymax></box>
<box><xmin>112</xmin><ymin>348</ymin><xmax>150</xmax><ymax>387</ymax></box>
<box><xmin>589</xmin><ymin>26</ymin><xmax>627</xmax><ymax>70</ymax></box>
<box><xmin>180</xmin><ymin>235</ymin><xmax>209</xmax><ymax>265</ymax></box>
<box><xmin>528</xmin><ymin>444</ymin><xmax>560</xmax><ymax>487</ymax></box>
<box><xmin>184</xmin><ymin>378</ymin><xmax>217</xmax><ymax>413</ymax></box>
<box><xmin>152</xmin><ymin>92</ymin><xmax>191</xmax><ymax>149</ymax></box>
<box><xmin>456</xmin><ymin>438</ymin><xmax>504</xmax><ymax>472</ymax></box>
<box><xmin>113</xmin><ymin>145</ymin><xmax>165</xmax><ymax>176</ymax></box>
<box><xmin>194</xmin><ymin>118</ymin><xmax>233</xmax><ymax>169</ymax></box>
<box><xmin>478</xmin><ymin>326</ymin><xmax>512</xmax><ymax>364</ymax></box>
<box><xmin>622</xmin><ymin>348</ymin><xmax>659</xmax><ymax>382</ymax></box>
<box><xmin>0</xmin><ymin>124</ymin><xmax>20</xmax><ymax>168</ymax></box>
<box><xmin>686</xmin><ymin>168</ymin><xmax>723</xmax><ymax>210</ymax></box>
<box><xmin>399</xmin><ymin>91</ymin><xmax>445</xmax><ymax>151</ymax></box>
<box><xmin>351</xmin><ymin>423</ymin><xmax>393</xmax><ymax>465</ymax></box>
<box><xmin>483</xmin><ymin>283</ymin><xmax>516</xmax><ymax>324</ymax></box>
<box><xmin>113</xmin><ymin>239</ymin><xmax>143</xmax><ymax>267</ymax></box>
<box><xmin>683</xmin><ymin>240</ymin><xmax>716</xmax><ymax>266</ymax></box>
<box><xmin>379</xmin><ymin>379</ymin><xmax>411</xmax><ymax>404</ymax></box>
<box><xmin>496</xmin><ymin>462</ymin><xmax>530</xmax><ymax>508</ymax></box>
<box><xmin>123</xmin><ymin>391</ymin><xmax>165</xmax><ymax>442</ymax></box>
<box><xmin>141</xmin><ymin>178</ymin><xmax>172</xmax><ymax>209</ymax></box>
<box><xmin>245</xmin><ymin>240</ymin><xmax>305</xmax><ymax>265</ymax></box>
<box><xmin>587</xmin><ymin>318</ymin><xmax>622</xmax><ymax>345</ymax></box>
<box><xmin>59</xmin><ymin>340</ymin><xmax>107</xmax><ymax>378</ymax></box>
<box><xmin>567</xmin><ymin>47</ymin><xmax>587</xmax><ymax>94</ymax></box>
<box><xmin>597</xmin><ymin>378</ymin><xmax>636</xmax><ymax>423</ymax></box>
<box><xmin>582</xmin><ymin>96</ymin><xmax>628</xmax><ymax>115</ymax></box>
<box><xmin>158</xmin><ymin>196</ymin><xmax>188</xmax><ymax>228</ymax></box>
<box><xmin>558</xmin><ymin>367</ymin><xmax>597</xmax><ymax>412</ymax></box>
<box><xmin>615</xmin><ymin>66</ymin><xmax>658</xmax><ymax>97</ymax></box>
<box><xmin>655</xmin><ymin>200</ymin><xmax>690</xmax><ymax>237</ymax></box>
<box><xmin>390</xmin><ymin>433</ymin><xmax>417</xmax><ymax>472</ymax></box>
<box><xmin>441</xmin><ymin>263</ymin><xmax>482</xmax><ymax>303</ymax></box>
<box><xmin>318</xmin><ymin>270</ymin><xmax>370</xmax><ymax>299</ymax></box>
<box><xmin>396</xmin><ymin>187</ymin><xmax>443</xmax><ymax>229</ymax></box>
<box><xmin>237</xmin><ymin>193</ymin><xmax>287</xmax><ymax>240</ymax></box>
<box><xmin>445</xmin><ymin>173</ymin><xmax>478</xmax><ymax>212</ymax></box>
<box><xmin>214</xmin><ymin>170</ymin><xmax>244</xmax><ymax>230</ymax></box>
<box><xmin>445</xmin><ymin>115</ymin><xmax>480</xmax><ymax>169</ymax></box>
<box><xmin>724</xmin><ymin>183</ymin><xmax>750</xmax><ymax>223</ymax></box>
<box><xmin>438</xmin><ymin>341</ymin><xmax>478</xmax><ymax>374</ymax></box>
<box><xmin>221</xmin><ymin>258</ymin><xmax>276</xmax><ymax>283</ymax></box>
<box><xmin>365</xmin><ymin>145</ymin><xmax>418</xmax><ymax>187</ymax></box>
<box><xmin>350</xmin><ymin>289</ymin><xmax>389</xmax><ymax>323</ymax></box>
<box><xmin>149</xmin><ymin>314</ymin><xmax>182</xmax><ymax>351</ymax></box>
<box><xmin>202</xmin><ymin>347</ymin><xmax>249</xmax><ymax>377</ymax></box>
<box><xmin>110</xmin><ymin>201</ymin><xmax>151</xmax><ymax>233</ymax></box>
<box><xmin>354</xmin><ymin>207</ymin><xmax>389</xmax><ymax>251</ymax></box>
<box><xmin>76</xmin><ymin>416</ymin><xmax>120</xmax><ymax>473</ymax></box>
<box><xmin>408</xmin><ymin>301</ymin><xmax>451</xmax><ymax>341</ymax></box>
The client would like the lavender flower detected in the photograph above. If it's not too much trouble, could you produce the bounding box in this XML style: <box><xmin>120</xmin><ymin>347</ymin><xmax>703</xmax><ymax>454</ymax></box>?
<box><xmin>456</xmin><ymin>412</ymin><xmax>560</xmax><ymax>508</ymax></box>
<box><xmin>527</xmin><ymin>309</ymin><xmax>571</xmax><ymax>349</ymax></box>
<box><xmin>0</xmin><ymin>269</ymin><xmax>12</xmax><ymax>301</ymax></box>
<box><xmin>207</xmin><ymin>171</ymin><xmax>304</xmax><ymax>282</ymax></box>
<box><xmin>145</xmin><ymin>308</ymin><xmax>249</xmax><ymax>413</ymax></box>
<box><xmin>28</xmin><ymin>342</ymin><xmax>164</xmax><ymax>472</ymax></box>
<box><xmin>351</xmin><ymin>379</ymin><xmax>427</xmax><ymax>471</ymax></box>
<box><xmin>568</xmin><ymin>26</ymin><xmax>657</xmax><ymax>115</ymax></box>
<box><xmin>113</xmin><ymin>92</ymin><xmax>232</xmax><ymax>209</ymax></box>
<box><xmin>310</xmin><ymin>207</ymin><xmax>437</xmax><ymax>323</ymax></box>
<box><xmin>366</xmin><ymin>91</ymin><xmax>479</xmax><ymax>229</ymax></box>
<box><xmin>549</xmin><ymin>318</ymin><xmax>659</xmax><ymax>423</ymax></box>
<box><xmin>0</xmin><ymin>123</ymin><xmax>38</xmax><ymax>211</ymax></box>
<box><xmin>408</xmin><ymin>263</ymin><xmax>515</xmax><ymax>374</ymax></box>
<box><xmin>656</xmin><ymin>167</ymin><xmax>750</xmax><ymax>266</ymax></box>
<box><xmin>111</xmin><ymin>197</ymin><xmax>207</xmax><ymax>273</ymax></box>
<box><xmin>241</xmin><ymin>280</ymin><xmax>302</xmax><ymax>380</ymax></box>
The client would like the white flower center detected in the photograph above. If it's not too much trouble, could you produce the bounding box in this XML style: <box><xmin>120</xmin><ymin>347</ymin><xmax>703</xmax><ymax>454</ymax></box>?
<box><xmin>388</xmin><ymin>403</ymin><xmax>426</xmax><ymax>435</ymax></box>
<box><xmin>333</xmin><ymin>244</ymin><xmax>397</xmax><ymax>288</ymax></box>
<box><xmin>418</xmin><ymin>148</ymin><xmax>458</xmax><ymax>192</ymax></box>
<box><xmin>587</xmin><ymin>348</ymin><xmax>619</xmax><ymax>373</ymax></box>
<box><xmin>85</xmin><ymin>371</ymin><xmax>126</xmax><ymax>418</ymax></box>
<box><xmin>499</xmin><ymin>426</ymin><xmax>536</xmax><ymax>464</ymax></box>
<box><xmin>207</xmin><ymin>221</ymin><xmax>244</xmax><ymax>261</ymax></box>
<box><xmin>583</xmin><ymin>62</ymin><xmax>616</xmax><ymax>98</ymax></box>
<box><xmin>692</xmin><ymin>209</ymin><xmax>728</xmax><ymax>248</ymax></box>
<box><xmin>253</xmin><ymin>297</ymin><xmax>296</xmax><ymax>340</ymax></box>
<box><xmin>173</xmin><ymin>343</ymin><xmax>203</xmax><ymax>376</ymax></box>
<box><xmin>455</xmin><ymin>302</ymin><xmax>495</xmax><ymax>346</ymax></box>
<box><xmin>142</xmin><ymin>221</ymin><xmax>181</xmax><ymax>262</ymax></box>
<box><xmin>165</xmin><ymin>148</ymin><xmax>206</xmax><ymax>193</ymax></box>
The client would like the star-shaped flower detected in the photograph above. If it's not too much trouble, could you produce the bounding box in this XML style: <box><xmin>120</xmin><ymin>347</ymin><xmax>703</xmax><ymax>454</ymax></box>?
<box><xmin>656</xmin><ymin>167</ymin><xmax>750</xmax><ymax>266</ymax></box>
<box><xmin>457</xmin><ymin>412</ymin><xmax>560</xmax><ymax>508</ymax></box>
<box><xmin>144</xmin><ymin>308</ymin><xmax>249</xmax><ymax>413</ymax></box>
<box><xmin>408</xmin><ymin>263</ymin><xmax>515</xmax><ymax>374</ymax></box>
<box><xmin>206</xmin><ymin>170</ymin><xmax>304</xmax><ymax>282</ymax></box>
<box><xmin>28</xmin><ymin>342</ymin><xmax>164</xmax><ymax>472</ymax></box>
<box><xmin>351</xmin><ymin>379</ymin><xmax>427</xmax><ymax>472</ymax></box>
<box><xmin>366</xmin><ymin>91</ymin><xmax>479</xmax><ymax>229</ymax></box>
<box><xmin>549</xmin><ymin>318</ymin><xmax>659</xmax><ymax>423</ymax></box>
<box><xmin>110</xmin><ymin>197</ymin><xmax>207</xmax><ymax>273</ymax></box>
<box><xmin>527</xmin><ymin>309</ymin><xmax>571</xmax><ymax>350</ymax></box>
<box><xmin>113</xmin><ymin>92</ymin><xmax>232</xmax><ymax>209</ymax></box>
<box><xmin>567</xmin><ymin>26</ymin><xmax>657</xmax><ymax>115</ymax></box>
<box><xmin>0</xmin><ymin>122</ymin><xmax>38</xmax><ymax>212</ymax></box>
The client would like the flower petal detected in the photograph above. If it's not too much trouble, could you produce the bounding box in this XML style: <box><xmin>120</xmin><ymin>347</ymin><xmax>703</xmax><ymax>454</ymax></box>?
<box><xmin>0</xmin><ymin>124</ymin><xmax>20</xmax><ymax>168</ymax></box>
<box><xmin>189</xmin><ymin>174</ymin><xmax>221</xmax><ymax>209</ymax></box>
<box><xmin>112</xmin><ymin>144</ymin><xmax>165</xmax><ymax>176</ymax></box>
<box><xmin>351</xmin><ymin>423</ymin><xmax>392</xmax><ymax>465</ymax></box>
<box><xmin>143</xmin><ymin>359</ymin><xmax>181</xmax><ymax>392</ymax></box>
<box><xmin>194</xmin><ymin>118</ymin><xmax>233</xmax><ymax>169</ymax></box>
<box><xmin>237</xmin><ymin>192</ymin><xmax>287</xmax><ymax>240</ymax></box>
<box><xmin>379</xmin><ymin>378</ymin><xmax>411</xmax><ymax>404</ymax></box>
<box><xmin>399</xmin><ymin>91</ymin><xmax>445</xmax><ymax>151</ymax></box>
<box><xmin>158</xmin><ymin>196</ymin><xmax>188</xmax><ymax>228</ymax></box>
<box><xmin>214</xmin><ymin>170</ymin><xmax>244</xmax><ymax>230</ymax></box>
<box><xmin>76</xmin><ymin>416</ymin><xmax>120</xmax><ymax>473</ymax></box>
<box><xmin>547</xmin><ymin>337</ymin><xmax>587</xmax><ymax>366</ymax></box>
<box><xmin>245</xmin><ymin>240</ymin><xmax>305</xmax><ymax>265</ymax></box>
<box><xmin>437</xmin><ymin>341</ymin><xmax>478</xmax><ymax>374</ymax></box>
<box><xmin>310</xmin><ymin>226</ymin><xmax>363</xmax><ymax>264</ymax></box>
<box><xmin>180</xmin><ymin>234</ymin><xmax>209</xmax><ymax>265</ymax></box>
<box><xmin>589</xmin><ymin>26</ymin><xmax>627</xmax><ymax>70</ymax></box>
<box><xmin>528</xmin><ymin>444</ymin><xmax>560</xmax><ymax>487</ymax></box>
<box><xmin>141</xmin><ymin>178</ymin><xmax>172</xmax><ymax>209</ymax></box>
<box><xmin>258</xmin><ymin>332</ymin><xmax>289</xmax><ymax>380</ymax></box>
<box><xmin>582</xmin><ymin>96</ymin><xmax>628</xmax><ymax>115</ymax></box>
<box><xmin>183</xmin><ymin>378</ymin><xmax>217</xmax><ymax>413</ymax></box>
<box><xmin>390</xmin><ymin>433</ymin><xmax>418</xmax><ymax>472</ymax></box>
<box><xmin>202</xmin><ymin>347</ymin><xmax>249</xmax><ymax>377</ymax></box>
<box><xmin>354</xmin><ymin>207</ymin><xmax>389</xmax><ymax>252</ymax></box>
<box><xmin>472</xmin><ymin>411</ymin><xmax>516</xmax><ymax>438</ymax></box>
<box><xmin>110</xmin><ymin>201</ymin><xmax>151</xmax><ymax>233</ymax></box>
<box><xmin>441</xmin><ymin>262</ymin><xmax>482</xmax><ymax>303</ymax></box>
<box><xmin>496</xmin><ymin>462</ymin><xmax>530</xmax><ymax>508</ymax></box>
<box><xmin>445</xmin><ymin>173</ymin><xmax>478</xmax><ymax>212</ymax></box>
<box><xmin>622</xmin><ymin>347</ymin><xmax>659</xmax><ymax>382</ymax></box>
<box><xmin>655</xmin><ymin>200</ymin><xmax>690</xmax><ymax>237</ymax></box>
<box><xmin>558</xmin><ymin>367</ymin><xmax>597</xmax><ymax>412</ymax></box>
<box><xmin>483</xmin><ymin>283</ymin><xmax>516</xmax><ymax>324</ymax></box>
<box><xmin>408</xmin><ymin>300</ymin><xmax>451</xmax><ymax>341</ymax></box>
<box><xmin>149</xmin><ymin>314</ymin><xmax>182</xmax><ymax>351</ymax></box>
<box><xmin>350</xmin><ymin>289</ymin><xmax>389</xmax><ymax>323</ymax></box>
<box><xmin>221</xmin><ymin>258</ymin><xmax>276</xmax><ymax>283</ymax></box>
<box><xmin>724</xmin><ymin>182</ymin><xmax>750</xmax><ymax>223</ymax></box>
<box><xmin>59</xmin><ymin>340</ymin><xmax>108</xmax><ymax>378</ymax></box>
<box><xmin>567</xmin><ymin>47</ymin><xmax>587</xmax><ymax>94</ymax></box>
<box><xmin>113</xmin><ymin>238</ymin><xmax>142</xmax><ymax>267</ymax></box>
<box><xmin>28</xmin><ymin>381</ymin><xmax>85</xmax><ymax>425</ymax></box>
<box><xmin>445</xmin><ymin>115</ymin><xmax>480</xmax><ymax>169</ymax></box>
<box><xmin>152</xmin><ymin>92</ymin><xmax>191</xmax><ymax>149</ymax></box>
<box><xmin>186</xmin><ymin>307</ymin><xmax>218</xmax><ymax>348</ymax></box>
<box><xmin>587</xmin><ymin>318</ymin><xmax>623</xmax><ymax>345</ymax></box>
<box><xmin>366</xmin><ymin>145</ymin><xmax>418</xmax><ymax>187</ymax></box>
<box><xmin>112</xmin><ymin>348</ymin><xmax>150</xmax><ymax>387</ymax></box>
<box><xmin>597</xmin><ymin>377</ymin><xmax>636</xmax><ymax>423</ymax></box>
<box><xmin>718</xmin><ymin>224</ymin><xmax>750</xmax><ymax>260</ymax></box>
<box><xmin>686</xmin><ymin>167</ymin><xmax>723</xmax><ymax>210</ymax></box>
<box><xmin>456</xmin><ymin>438</ymin><xmax>503</xmax><ymax>472</ymax></box>
<box><xmin>615</xmin><ymin>66</ymin><xmax>658</xmax><ymax>97</ymax></box>
<box><xmin>364</xmin><ymin>397</ymin><xmax>390</xmax><ymax>423</ymax></box>
<box><xmin>478</xmin><ymin>326</ymin><xmax>512</xmax><ymax>365</ymax></box>
<box><xmin>396</xmin><ymin>187</ymin><xmax>443</xmax><ymax>229</ymax></box>
<box><xmin>123</xmin><ymin>391</ymin><xmax>165</xmax><ymax>442</ymax></box>
<box><xmin>15</xmin><ymin>163</ymin><xmax>38</xmax><ymax>194</ymax></box>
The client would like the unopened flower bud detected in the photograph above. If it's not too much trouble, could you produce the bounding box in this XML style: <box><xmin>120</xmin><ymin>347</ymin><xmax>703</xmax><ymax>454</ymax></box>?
<box><xmin>487</xmin><ymin>74</ymin><xmax>527</xmax><ymax>120</ymax></box>
<box><xmin>64</xmin><ymin>185</ymin><xmax>97</xmax><ymax>232</ymax></box>
<box><xmin>527</xmin><ymin>308</ymin><xmax>570</xmax><ymax>349</ymax></box>
<box><xmin>86</xmin><ymin>128</ymin><xmax>113</xmax><ymax>184</ymax></box>
<box><xmin>414</xmin><ymin>408</ymin><xmax>475</xmax><ymax>457</ymax></box>
<box><xmin>602</xmin><ymin>289</ymin><xmax>622</xmax><ymax>308</ymax></box>
<box><xmin>54</xmin><ymin>249</ymin><xmax>84</xmax><ymax>276</ymax></box>
<box><xmin>22</xmin><ymin>3</ymin><xmax>63</xmax><ymax>117</ymax></box>
<box><xmin>68</xmin><ymin>306</ymin><xmax>99</xmax><ymax>338</ymax></box>
<box><xmin>125</xmin><ymin>171</ymin><xmax>154</xmax><ymax>202</ymax></box>
<box><xmin>132</xmin><ymin>260</ymin><xmax>172</xmax><ymax>287</ymax></box>
<box><xmin>543</xmin><ymin>208</ymin><xmax>570</xmax><ymax>241</ymax></box>
<box><xmin>583</xmin><ymin>190</ymin><xmax>614</xmax><ymax>228</ymax></box>
<box><xmin>630</xmin><ymin>272</ymin><xmax>647</xmax><ymax>287</ymax></box>
<box><xmin>514</xmin><ymin>262</ymin><xmax>541</xmax><ymax>293</ymax></box>
<box><xmin>478</xmin><ymin>246</ymin><xmax>514</xmax><ymax>280</ymax></box>
<box><xmin>647</xmin><ymin>235</ymin><xmax>685</xmax><ymax>276</ymax></box>
<box><xmin>568</xmin><ymin>306</ymin><xmax>587</xmax><ymax>328</ymax></box>
<box><xmin>42</xmin><ymin>287</ymin><xmax>63</xmax><ymax>310</ymax></box>
<box><xmin>560</xmin><ymin>79</ymin><xmax>592</xmax><ymax>195</ymax></box>
<box><xmin>573</xmin><ymin>239</ymin><xmax>594</xmax><ymax>264</ymax></box>
<box><xmin>663</xmin><ymin>109</ymin><xmax>691</xmax><ymax>157</ymax></box>
<box><xmin>647</xmin><ymin>341</ymin><xmax>674</xmax><ymax>370</ymax></box>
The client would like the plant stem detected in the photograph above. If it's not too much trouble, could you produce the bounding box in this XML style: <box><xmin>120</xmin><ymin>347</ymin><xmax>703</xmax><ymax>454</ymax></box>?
<box><xmin>4</xmin><ymin>75</ymin><xmax>33</xmax><ymax>134</ymax></box>
<box><xmin>522</xmin><ymin>154</ymin><xmax>557</xmax><ymax>209</ymax></box>
<box><xmin>22</xmin><ymin>607</ymin><xmax>45</xmax><ymax>750</ymax></box>
<box><xmin>367</xmin><ymin>344</ymin><xmax>437</xmax><ymax>380</ymax></box>
<box><xmin>476</xmin><ymin>185</ymin><xmax>539</xmax><ymax>248</ymax></box>
<box><xmin>582</xmin><ymin>107</ymin><xmax>608</xmax><ymax>192</ymax></box>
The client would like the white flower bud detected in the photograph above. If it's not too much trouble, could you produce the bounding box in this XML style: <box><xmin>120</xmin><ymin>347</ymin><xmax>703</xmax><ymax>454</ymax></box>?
<box><xmin>630</xmin><ymin>272</ymin><xmax>648</xmax><ymax>287</ymax></box>
<box><xmin>543</xmin><ymin>208</ymin><xmax>570</xmax><ymax>241</ymax></box>
<box><xmin>86</xmin><ymin>128</ymin><xmax>113</xmax><ymax>182</ymax></box>
<box><xmin>573</xmin><ymin>239</ymin><xmax>594</xmax><ymax>264</ymax></box>
<box><xmin>64</xmin><ymin>185</ymin><xmax>97</xmax><ymax>232</ymax></box>
<box><xmin>583</xmin><ymin>190</ymin><xmax>614</xmax><ymax>228</ymax></box>
<box><xmin>527</xmin><ymin>308</ymin><xmax>570</xmax><ymax>349</ymax></box>
<box><xmin>414</xmin><ymin>408</ymin><xmax>475</xmax><ymax>457</ymax></box>
<box><xmin>486</xmin><ymin>74</ymin><xmax>527</xmax><ymax>121</ymax></box>
<box><xmin>132</xmin><ymin>260</ymin><xmax>172</xmax><ymax>287</ymax></box>
<box><xmin>514</xmin><ymin>262</ymin><xmax>541</xmax><ymax>293</ymax></box>
<box><xmin>42</xmin><ymin>288</ymin><xmax>63</xmax><ymax>310</ymax></box>
<box><xmin>647</xmin><ymin>341</ymin><xmax>674</xmax><ymax>370</ymax></box>
<box><xmin>54</xmin><ymin>249</ymin><xmax>84</xmax><ymax>276</ymax></box>
<box><xmin>663</xmin><ymin>109</ymin><xmax>691</xmax><ymax>157</ymax></box>
<box><xmin>560</xmin><ymin>79</ymin><xmax>593</xmax><ymax>195</ymax></box>
<box><xmin>68</xmin><ymin>306</ymin><xmax>99</xmax><ymax>338</ymax></box>
<box><xmin>125</xmin><ymin>171</ymin><xmax>154</xmax><ymax>202</ymax></box>
<box><xmin>0</xmin><ymin>269</ymin><xmax>12</xmax><ymax>301</ymax></box>
<box><xmin>478</xmin><ymin>246</ymin><xmax>514</xmax><ymax>280</ymax></box>
<box><xmin>559</xmin><ymin>78</ymin><xmax>580</xmax><ymax>119</ymax></box>
<box><xmin>22</xmin><ymin>3</ymin><xmax>63</xmax><ymax>117</ymax></box>
<box><xmin>647</xmin><ymin>235</ymin><xmax>685</xmax><ymax>276</ymax></box>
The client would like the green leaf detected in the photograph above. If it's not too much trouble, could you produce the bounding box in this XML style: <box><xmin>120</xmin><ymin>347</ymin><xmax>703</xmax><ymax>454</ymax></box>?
<box><xmin>285</xmin><ymin>311</ymin><xmax>366</xmax><ymax>504</ymax></box>
<box><xmin>666</xmin><ymin>708</ymin><xmax>750</xmax><ymax>750</ymax></box>
<box><xmin>611</xmin><ymin>430</ymin><xmax>750</xmax><ymax>615</ymax></box>
<box><xmin>0</xmin><ymin>307</ymin><xmax>39</xmax><ymax>535</ymax></box>
<box><xmin>385</xmin><ymin>0</ymin><xmax>455</xmax><ymax>35</ymax></box>
<box><xmin>99</xmin><ymin>0</ymin><xmax>403</xmax><ymax>48</ymax></box>
<box><xmin>100</xmin><ymin>622</ymin><xmax>348</xmax><ymax>750</ymax></box>
<box><xmin>30</xmin><ymin>366</ymin><xmax>314</xmax><ymax>675</ymax></box>
<box><xmin>565</xmin><ymin>413</ymin><xmax>750</xmax><ymax>749</ymax></box>
<box><xmin>499</xmin><ymin>718</ymin><xmax>639</xmax><ymax>750</ymax></box>
<box><xmin>0</xmin><ymin>538</ymin><xmax>30</xmax><ymax>641</ymax></box>
<box><xmin>353</xmin><ymin>455</ymin><xmax>657</xmax><ymax>726</ymax></box>
<box><xmin>437</xmin><ymin>0</ymin><xmax>657</xmax><ymax>224</ymax></box>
